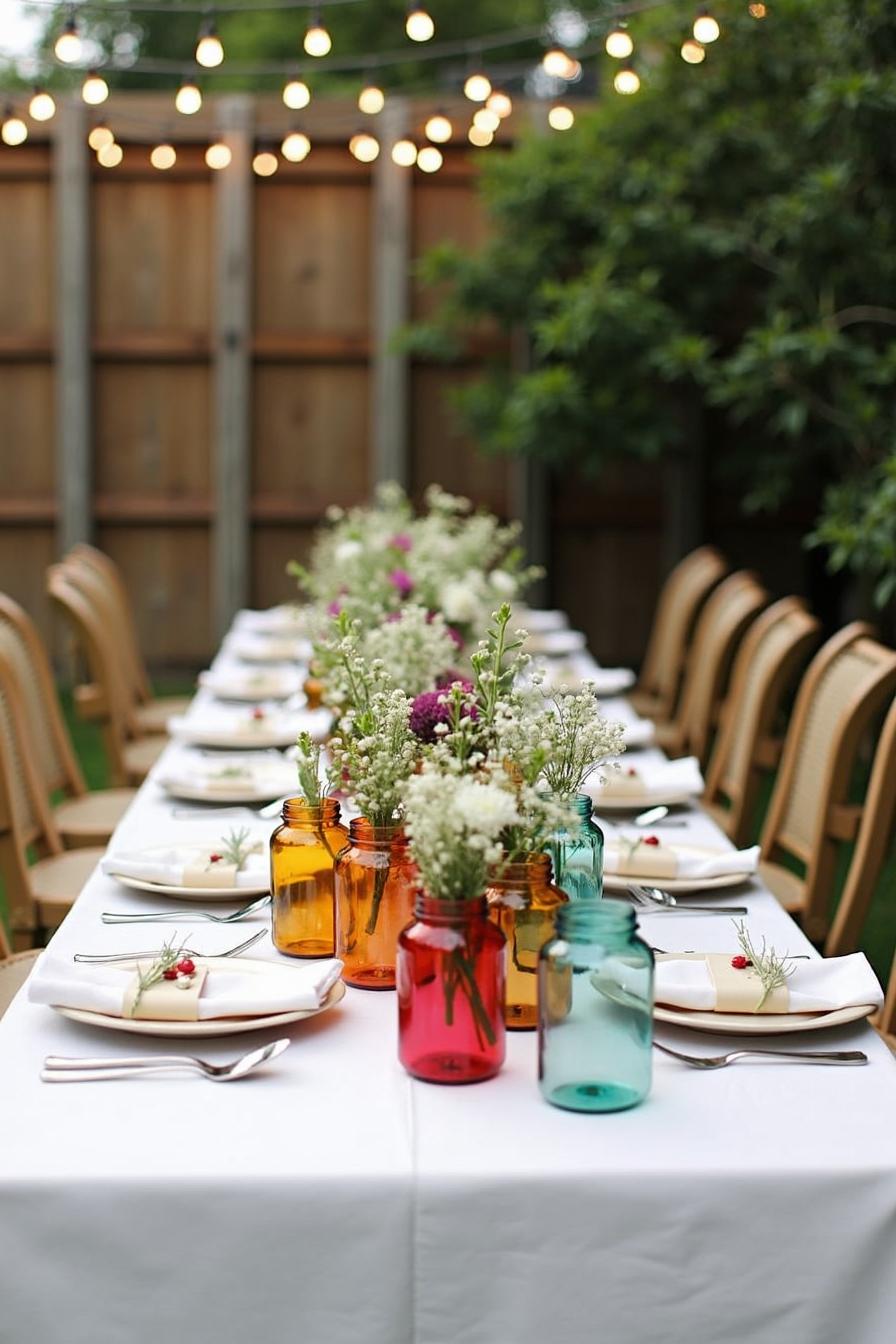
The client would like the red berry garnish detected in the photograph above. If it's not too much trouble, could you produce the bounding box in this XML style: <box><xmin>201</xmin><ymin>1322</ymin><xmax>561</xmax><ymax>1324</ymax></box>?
<box><xmin>252</xmin><ymin>708</ymin><xmax>266</xmax><ymax>720</ymax></box>
<box><xmin>163</xmin><ymin>967</ymin><xmax>178</xmax><ymax>981</ymax></box>
<box><xmin>627</xmin><ymin>767</ymin><xmax>638</xmax><ymax>777</ymax></box>
<box><xmin>731</xmin><ymin>955</ymin><xmax>749</xmax><ymax>970</ymax></box>
<box><xmin>209</xmin><ymin>853</ymin><xmax>222</xmax><ymax>863</ymax></box>
<box><xmin>643</xmin><ymin>835</ymin><xmax>660</xmax><ymax>846</ymax></box>
<box><xmin>176</xmin><ymin>959</ymin><xmax>196</xmax><ymax>975</ymax></box>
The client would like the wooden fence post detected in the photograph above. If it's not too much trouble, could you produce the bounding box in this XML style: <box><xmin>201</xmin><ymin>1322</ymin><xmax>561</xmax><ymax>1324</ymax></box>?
<box><xmin>213</xmin><ymin>95</ymin><xmax>253</xmax><ymax>639</ymax></box>
<box><xmin>53</xmin><ymin>97</ymin><xmax>91</xmax><ymax>555</ymax></box>
<box><xmin>370</xmin><ymin>97</ymin><xmax>411</xmax><ymax>488</ymax></box>
<box><xmin>509</xmin><ymin>328</ymin><xmax>549</xmax><ymax>605</ymax></box>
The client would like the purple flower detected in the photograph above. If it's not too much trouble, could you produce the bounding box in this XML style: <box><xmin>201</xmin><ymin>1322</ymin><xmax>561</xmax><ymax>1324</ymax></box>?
<box><xmin>326</xmin><ymin>600</ymin><xmax>342</xmax><ymax>617</ymax></box>
<box><xmin>388</xmin><ymin>568</ymin><xmax>414</xmax><ymax>599</ymax></box>
<box><xmin>409</xmin><ymin>688</ymin><xmax>477</xmax><ymax>744</ymax></box>
<box><xmin>389</xmin><ymin>533</ymin><xmax>412</xmax><ymax>553</ymax></box>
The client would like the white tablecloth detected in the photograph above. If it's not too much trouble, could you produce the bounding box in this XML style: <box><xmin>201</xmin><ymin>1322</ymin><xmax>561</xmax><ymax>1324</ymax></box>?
<box><xmin>1</xmin><ymin>621</ymin><xmax>895</xmax><ymax>1344</ymax></box>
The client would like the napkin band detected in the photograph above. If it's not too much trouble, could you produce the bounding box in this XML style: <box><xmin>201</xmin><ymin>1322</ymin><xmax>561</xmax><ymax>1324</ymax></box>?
<box><xmin>123</xmin><ymin>965</ymin><xmax>208</xmax><ymax>1021</ymax></box>
<box><xmin>610</xmin><ymin>848</ymin><xmax>677</xmax><ymax>879</ymax></box>
<box><xmin>600</xmin><ymin>773</ymin><xmax>644</xmax><ymax>795</ymax></box>
<box><xmin>183</xmin><ymin>863</ymin><xmax>239</xmax><ymax>889</ymax></box>
<box><xmin>658</xmin><ymin>953</ymin><xmax>790</xmax><ymax>1014</ymax></box>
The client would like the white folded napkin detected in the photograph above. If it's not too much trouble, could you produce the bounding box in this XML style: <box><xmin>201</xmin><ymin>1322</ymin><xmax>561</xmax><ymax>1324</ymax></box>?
<box><xmin>589</xmin><ymin>756</ymin><xmax>704</xmax><ymax>802</ymax></box>
<box><xmin>655</xmin><ymin>952</ymin><xmax>883</xmax><ymax>1014</ymax></box>
<box><xmin>102</xmin><ymin>847</ymin><xmax>269</xmax><ymax>890</ymax></box>
<box><xmin>514</xmin><ymin>607</ymin><xmax>569</xmax><ymax>634</ymax></box>
<box><xmin>29</xmin><ymin>952</ymin><xmax>343</xmax><ymax>1020</ymax></box>
<box><xmin>226</xmin><ymin>633</ymin><xmax>312</xmax><ymax>664</ymax></box>
<box><xmin>168</xmin><ymin>706</ymin><xmax>331</xmax><ymax>746</ymax></box>
<box><xmin>527</xmin><ymin>629</ymin><xmax>587</xmax><ymax>656</ymax></box>
<box><xmin>233</xmin><ymin>606</ymin><xmax>307</xmax><ymax>637</ymax></box>
<box><xmin>157</xmin><ymin>756</ymin><xmax>297</xmax><ymax>798</ymax></box>
<box><xmin>622</xmin><ymin>717</ymin><xmax>655</xmax><ymax>748</ymax></box>
<box><xmin>198</xmin><ymin>668</ymin><xmax>305</xmax><ymax>701</ymax></box>
<box><xmin>604</xmin><ymin>841</ymin><xmax>759</xmax><ymax>880</ymax></box>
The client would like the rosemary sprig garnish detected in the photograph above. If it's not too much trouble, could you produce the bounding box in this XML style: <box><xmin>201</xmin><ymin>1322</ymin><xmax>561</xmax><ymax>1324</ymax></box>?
<box><xmin>218</xmin><ymin>826</ymin><xmax>257</xmax><ymax>869</ymax></box>
<box><xmin>621</xmin><ymin>834</ymin><xmax>644</xmax><ymax>863</ymax></box>
<box><xmin>733</xmin><ymin>920</ymin><xmax>797</xmax><ymax>1011</ymax></box>
<box><xmin>129</xmin><ymin>936</ymin><xmax>188</xmax><ymax>1017</ymax></box>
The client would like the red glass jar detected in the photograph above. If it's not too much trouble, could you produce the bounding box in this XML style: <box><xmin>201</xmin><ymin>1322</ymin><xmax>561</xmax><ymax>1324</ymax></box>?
<box><xmin>270</xmin><ymin>798</ymin><xmax>348</xmax><ymax>958</ymax></box>
<box><xmin>397</xmin><ymin>894</ymin><xmax>506</xmax><ymax>1084</ymax></box>
<box><xmin>334</xmin><ymin>820</ymin><xmax>417</xmax><ymax>989</ymax></box>
<box><xmin>487</xmin><ymin>854</ymin><xmax>568</xmax><ymax>1030</ymax></box>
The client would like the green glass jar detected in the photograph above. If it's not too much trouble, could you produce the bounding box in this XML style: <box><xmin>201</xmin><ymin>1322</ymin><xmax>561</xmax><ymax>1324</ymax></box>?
<box><xmin>547</xmin><ymin>793</ymin><xmax>604</xmax><ymax>901</ymax></box>
<box><xmin>538</xmin><ymin>900</ymin><xmax>653</xmax><ymax>1113</ymax></box>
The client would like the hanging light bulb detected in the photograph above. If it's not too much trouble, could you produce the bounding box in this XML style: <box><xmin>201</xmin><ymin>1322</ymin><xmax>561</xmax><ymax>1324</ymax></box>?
<box><xmin>486</xmin><ymin>90</ymin><xmax>512</xmax><ymax>119</ymax></box>
<box><xmin>87</xmin><ymin>122</ymin><xmax>113</xmax><ymax>151</ymax></box>
<box><xmin>54</xmin><ymin>15</ymin><xmax>82</xmax><ymax>64</ymax></box>
<box><xmin>748</xmin><ymin>2</ymin><xmax>767</xmax><ymax>15</ymax></box>
<box><xmin>405</xmin><ymin>5</ymin><xmax>435</xmax><ymax>42</ymax></box>
<box><xmin>253</xmin><ymin>149</ymin><xmax>279</xmax><ymax>177</ymax></box>
<box><xmin>613</xmin><ymin>65</ymin><xmax>641</xmax><ymax>95</ymax></box>
<box><xmin>175</xmin><ymin>80</ymin><xmax>202</xmax><ymax>115</ymax></box>
<box><xmin>542</xmin><ymin>47</ymin><xmax>572</xmax><ymax>78</ymax></box>
<box><xmin>605</xmin><ymin>25</ymin><xmax>634</xmax><ymax>59</ymax></box>
<box><xmin>693</xmin><ymin>9</ymin><xmax>721</xmax><ymax>42</ymax></box>
<box><xmin>416</xmin><ymin>145</ymin><xmax>442</xmax><ymax>173</ymax></box>
<box><xmin>304</xmin><ymin>8</ymin><xmax>332</xmax><ymax>58</ymax></box>
<box><xmin>81</xmin><ymin>71</ymin><xmax>109</xmax><ymax>106</ymax></box>
<box><xmin>150</xmin><ymin>143</ymin><xmax>177</xmax><ymax>170</ymax></box>
<box><xmin>195</xmin><ymin>19</ymin><xmax>224</xmax><ymax>68</ymax></box>
<box><xmin>547</xmin><ymin>104</ymin><xmax>574</xmax><ymax>131</ymax></box>
<box><xmin>391</xmin><ymin>138</ymin><xmax>417</xmax><ymax>166</ymax></box>
<box><xmin>206</xmin><ymin>140</ymin><xmax>232</xmax><ymax>170</ymax></box>
<box><xmin>281</xmin><ymin>130</ymin><xmax>311</xmax><ymax>162</ymax></box>
<box><xmin>29</xmin><ymin>89</ymin><xmax>56</xmax><ymax>122</ymax></box>
<box><xmin>680</xmin><ymin>38</ymin><xmax>706</xmax><ymax>64</ymax></box>
<box><xmin>472</xmin><ymin>107</ymin><xmax>500</xmax><ymax>134</ymax></box>
<box><xmin>358</xmin><ymin>84</ymin><xmax>385</xmax><ymax>115</ymax></box>
<box><xmin>1</xmin><ymin>109</ymin><xmax>28</xmax><ymax>146</ymax></box>
<box><xmin>463</xmin><ymin>71</ymin><xmax>491</xmax><ymax>103</ymax></box>
<box><xmin>97</xmin><ymin>141</ymin><xmax>123</xmax><ymax>167</ymax></box>
<box><xmin>349</xmin><ymin>131</ymin><xmax>380</xmax><ymax>163</ymax></box>
<box><xmin>424</xmin><ymin>112</ymin><xmax>452</xmax><ymax>144</ymax></box>
<box><xmin>283</xmin><ymin>79</ymin><xmax>311</xmax><ymax>110</ymax></box>
<box><xmin>468</xmin><ymin>125</ymin><xmax>493</xmax><ymax>147</ymax></box>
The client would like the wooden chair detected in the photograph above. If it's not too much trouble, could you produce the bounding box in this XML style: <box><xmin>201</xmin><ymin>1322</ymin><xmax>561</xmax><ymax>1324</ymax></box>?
<box><xmin>877</xmin><ymin>952</ymin><xmax>896</xmax><ymax>1053</ymax></box>
<box><xmin>630</xmin><ymin>545</ymin><xmax>728</xmax><ymax>722</ymax></box>
<box><xmin>0</xmin><ymin>651</ymin><xmax>105</xmax><ymax>947</ymax></box>
<box><xmin>65</xmin><ymin>545</ymin><xmax>192</xmax><ymax>734</ymax></box>
<box><xmin>759</xmin><ymin>624</ymin><xmax>896</xmax><ymax>943</ymax></box>
<box><xmin>703</xmin><ymin>598</ymin><xmax>821</xmax><ymax>847</ymax></box>
<box><xmin>0</xmin><ymin>594</ymin><xmax>136</xmax><ymax>846</ymax></box>
<box><xmin>47</xmin><ymin>565</ymin><xmax>166</xmax><ymax>787</ymax></box>
<box><xmin>0</xmin><ymin>922</ymin><xmax>41</xmax><ymax>1017</ymax></box>
<box><xmin>654</xmin><ymin>571</ymin><xmax>768</xmax><ymax>764</ymax></box>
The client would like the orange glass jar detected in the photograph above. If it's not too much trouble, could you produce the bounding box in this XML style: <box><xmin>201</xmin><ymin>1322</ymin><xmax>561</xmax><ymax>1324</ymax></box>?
<box><xmin>486</xmin><ymin>853</ymin><xmax>568</xmax><ymax>1030</ymax></box>
<box><xmin>270</xmin><ymin>798</ymin><xmax>348</xmax><ymax>958</ymax></box>
<box><xmin>334</xmin><ymin>820</ymin><xmax>417</xmax><ymax>990</ymax></box>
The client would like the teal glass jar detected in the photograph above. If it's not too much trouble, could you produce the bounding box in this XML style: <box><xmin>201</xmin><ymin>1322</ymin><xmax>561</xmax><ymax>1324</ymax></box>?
<box><xmin>547</xmin><ymin>793</ymin><xmax>604</xmax><ymax>901</ymax></box>
<box><xmin>538</xmin><ymin>900</ymin><xmax>653</xmax><ymax>1113</ymax></box>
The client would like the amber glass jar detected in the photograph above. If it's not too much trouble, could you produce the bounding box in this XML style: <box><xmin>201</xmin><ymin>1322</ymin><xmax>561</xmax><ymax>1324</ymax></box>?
<box><xmin>270</xmin><ymin>798</ymin><xmax>348</xmax><ymax>958</ymax></box>
<box><xmin>486</xmin><ymin>854</ymin><xmax>568</xmax><ymax>1030</ymax></box>
<box><xmin>334</xmin><ymin>820</ymin><xmax>417</xmax><ymax>990</ymax></box>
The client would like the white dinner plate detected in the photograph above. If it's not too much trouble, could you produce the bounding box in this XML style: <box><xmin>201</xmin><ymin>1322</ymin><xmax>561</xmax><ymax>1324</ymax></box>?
<box><xmin>654</xmin><ymin>1001</ymin><xmax>877</xmax><ymax>1036</ymax></box>
<box><xmin>173</xmin><ymin>727</ymin><xmax>299</xmax><ymax>749</ymax></box>
<box><xmin>594</xmin><ymin>790</ymin><xmax>697</xmax><ymax>813</ymax></box>
<box><xmin>160</xmin><ymin>779</ymin><xmax>292</xmax><ymax>804</ymax></box>
<box><xmin>603</xmin><ymin>845</ymin><xmax>753</xmax><ymax>894</ymax></box>
<box><xmin>108</xmin><ymin>845</ymin><xmax>270</xmax><ymax>900</ymax></box>
<box><xmin>54</xmin><ymin>971</ymin><xmax>346</xmax><ymax>1038</ymax></box>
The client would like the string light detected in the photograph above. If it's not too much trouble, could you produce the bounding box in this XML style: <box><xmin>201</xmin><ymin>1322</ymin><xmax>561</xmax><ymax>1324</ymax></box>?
<box><xmin>358</xmin><ymin>84</ymin><xmax>385</xmax><ymax>114</ymax></box>
<box><xmin>542</xmin><ymin>47</ymin><xmax>573</xmax><ymax>79</ymax></box>
<box><xmin>416</xmin><ymin>145</ymin><xmax>443</xmax><ymax>173</ymax></box>
<box><xmin>281</xmin><ymin>130</ymin><xmax>311</xmax><ymax>162</ymax></box>
<box><xmin>253</xmin><ymin>149</ymin><xmax>279</xmax><ymax>176</ymax></box>
<box><xmin>405</xmin><ymin>5</ymin><xmax>435</xmax><ymax>42</ymax></box>
<box><xmin>28</xmin><ymin>89</ymin><xmax>56</xmax><ymax>122</ymax></box>
<box><xmin>468</xmin><ymin>125</ymin><xmax>493</xmax><ymax>147</ymax></box>
<box><xmin>681</xmin><ymin>38</ymin><xmax>706</xmax><ymax>63</ymax></box>
<box><xmin>150</xmin><ymin>142</ymin><xmax>177</xmax><ymax>169</ymax></box>
<box><xmin>175</xmin><ymin>80</ymin><xmax>202</xmax><ymax>114</ymax></box>
<box><xmin>1</xmin><ymin>109</ymin><xmax>28</xmax><ymax>146</ymax></box>
<box><xmin>283</xmin><ymin>78</ymin><xmax>310</xmax><ymax>110</ymax></box>
<box><xmin>424</xmin><ymin>112</ymin><xmax>452</xmax><ymax>144</ymax></box>
<box><xmin>391</xmin><ymin>138</ymin><xmax>417</xmax><ymax>166</ymax></box>
<box><xmin>303</xmin><ymin>8</ymin><xmax>332</xmax><ymax>58</ymax></box>
<box><xmin>614</xmin><ymin>65</ymin><xmax>641</xmax><ymax>95</ymax></box>
<box><xmin>81</xmin><ymin>72</ymin><xmax>109</xmax><ymax>106</ymax></box>
<box><xmin>97</xmin><ymin>141</ymin><xmax>123</xmax><ymax>167</ymax></box>
<box><xmin>206</xmin><ymin>140</ymin><xmax>232</xmax><ymax>169</ymax></box>
<box><xmin>486</xmin><ymin>90</ymin><xmax>512</xmax><ymax>119</ymax></box>
<box><xmin>605</xmin><ymin>24</ymin><xmax>634</xmax><ymax>59</ymax></box>
<box><xmin>472</xmin><ymin>107</ymin><xmax>499</xmax><ymax>134</ymax></box>
<box><xmin>349</xmin><ymin>131</ymin><xmax>380</xmax><ymax>163</ymax></box>
<box><xmin>693</xmin><ymin>9</ymin><xmax>721</xmax><ymax>43</ymax></box>
<box><xmin>195</xmin><ymin>19</ymin><xmax>224</xmax><ymax>68</ymax></box>
<box><xmin>548</xmin><ymin>104</ymin><xmax>574</xmax><ymax>131</ymax></box>
<box><xmin>54</xmin><ymin>14</ymin><xmax>82</xmax><ymax>65</ymax></box>
<box><xmin>463</xmin><ymin>71</ymin><xmax>491</xmax><ymax>103</ymax></box>
<box><xmin>87</xmin><ymin>122</ymin><xmax>113</xmax><ymax>150</ymax></box>
<box><xmin>748</xmin><ymin>1</ymin><xmax>767</xmax><ymax>14</ymax></box>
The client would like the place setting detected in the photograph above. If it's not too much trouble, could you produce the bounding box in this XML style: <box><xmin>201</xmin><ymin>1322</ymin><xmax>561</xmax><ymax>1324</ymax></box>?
<box><xmin>156</xmin><ymin>748</ymin><xmax>299</xmax><ymax>803</ymax></box>
<box><xmin>588</xmin><ymin>755</ymin><xmax>704</xmax><ymax>811</ymax></box>
<box><xmin>100</xmin><ymin>826</ymin><xmax>271</xmax><ymax>900</ymax></box>
<box><xmin>197</xmin><ymin>666</ymin><xmax>307</xmax><ymax>703</ymax></box>
<box><xmin>167</xmin><ymin>702</ymin><xmax>331</xmax><ymax>750</ymax></box>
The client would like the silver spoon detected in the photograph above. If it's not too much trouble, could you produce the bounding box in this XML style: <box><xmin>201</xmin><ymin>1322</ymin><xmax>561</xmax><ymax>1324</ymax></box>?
<box><xmin>102</xmin><ymin>895</ymin><xmax>272</xmax><ymax>925</ymax></box>
<box><xmin>653</xmin><ymin>1042</ymin><xmax>867</xmax><ymax>1069</ymax></box>
<box><xmin>627</xmin><ymin>884</ymin><xmax>749</xmax><ymax>916</ymax></box>
<box><xmin>633</xmin><ymin>805</ymin><xmax>688</xmax><ymax>828</ymax></box>
<box><xmin>73</xmin><ymin>929</ymin><xmax>267</xmax><ymax>963</ymax></box>
<box><xmin>41</xmin><ymin>1038</ymin><xmax>291</xmax><ymax>1083</ymax></box>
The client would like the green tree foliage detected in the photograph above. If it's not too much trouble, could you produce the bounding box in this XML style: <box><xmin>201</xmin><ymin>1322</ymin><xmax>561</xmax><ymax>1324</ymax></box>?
<box><xmin>405</xmin><ymin>0</ymin><xmax>896</xmax><ymax>602</ymax></box>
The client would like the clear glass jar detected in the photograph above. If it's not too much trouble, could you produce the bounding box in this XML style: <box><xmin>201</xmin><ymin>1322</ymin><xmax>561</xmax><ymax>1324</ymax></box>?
<box><xmin>486</xmin><ymin>854</ymin><xmax>568</xmax><ymax>1031</ymax></box>
<box><xmin>397</xmin><ymin>894</ymin><xmax>506</xmax><ymax>1084</ymax></box>
<box><xmin>269</xmin><ymin>798</ymin><xmax>348</xmax><ymax>958</ymax></box>
<box><xmin>334</xmin><ymin>820</ymin><xmax>417</xmax><ymax>989</ymax></box>
<box><xmin>539</xmin><ymin>900</ymin><xmax>654</xmax><ymax>1112</ymax></box>
<box><xmin>548</xmin><ymin>793</ymin><xmax>604</xmax><ymax>901</ymax></box>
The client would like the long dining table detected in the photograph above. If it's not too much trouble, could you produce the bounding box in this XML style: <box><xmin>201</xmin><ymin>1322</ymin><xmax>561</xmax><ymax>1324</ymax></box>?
<box><xmin>1</xmin><ymin>611</ymin><xmax>896</xmax><ymax>1344</ymax></box>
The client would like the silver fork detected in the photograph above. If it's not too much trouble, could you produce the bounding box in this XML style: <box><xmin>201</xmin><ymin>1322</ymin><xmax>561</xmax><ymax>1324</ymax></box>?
<box><xmin>73</xmin><ymin>929</ymin><xmax>267</xmax><ymax>964</ymax></box>
<box><xmin>101</xmin><ymin>895</ymin><xmax>272</xmax><ymax>925</ymax></box>
<box><xmin>628</xmin><ymin>884</ymin><xmax>748</xmax><ymax>916</ymax></box>
<box><xmin>654</xmin><ymin>1041</ymin><xmax>868</xmax><ymax>1069</ymax></box>
<box><xmin>41</xmin><ymin>1038</ymin><xmax>290</xmax><ymax>1083</ymax></box>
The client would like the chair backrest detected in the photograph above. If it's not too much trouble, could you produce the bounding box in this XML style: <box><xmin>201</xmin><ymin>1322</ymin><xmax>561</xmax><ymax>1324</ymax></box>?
<box><xmin>703</xmin><ymin>597</ymin><xmax>821</xmax><ymax>847</ymax></box>
<box><xmin>760</xmin><ymin>623</ymin><xmax>896</xmax><ymax>942</ymax></box>
<box><xmin>62</xmin><ymin>555</ymin><xmax>143</xmax><ymax>723</ymax></box>
<box><xmin>878</xmin><ymin>951</ymin><xmax>896</xmax><ymax>1049</ymax></box>
<box><xmin>665</xmin><ymin>571</ymin><xmax>768</xmax><ymax>764</ymax></box>
<box><xmin>0</xmin><ymin>594</ymin><xmax>86</xmax><ymax>799</ymax></box>
<box><xmin>636</xmin><ymin>545</ymin><xmax>727</xmax><ymax>718</ymax></box>
<box><xmin>67</xmin><ymin>544</ymin><xmax>151</xmax><ymax>705</ymax></box>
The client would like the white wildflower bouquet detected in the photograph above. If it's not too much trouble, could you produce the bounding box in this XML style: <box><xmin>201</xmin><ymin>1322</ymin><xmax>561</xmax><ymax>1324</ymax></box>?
<box><xmin>403</xmin><ymin>763</ymin><xmax>521</xmax><ymax>901</ymax></box>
